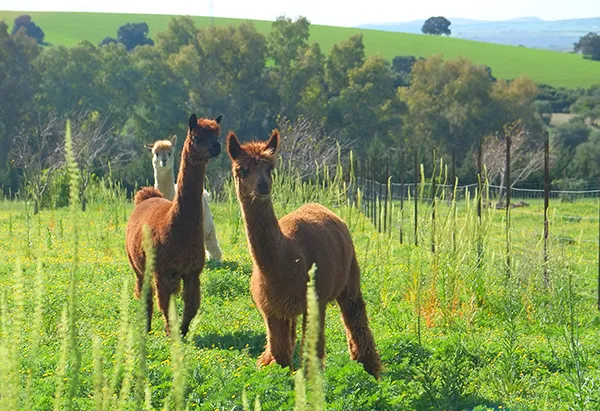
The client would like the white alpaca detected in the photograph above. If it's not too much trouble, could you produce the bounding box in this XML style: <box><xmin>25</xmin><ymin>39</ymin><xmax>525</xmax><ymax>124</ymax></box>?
<box><xmin>145</xmin><ymin>135</ymin><xmax>222</xmax><ymax>262</ymax></box>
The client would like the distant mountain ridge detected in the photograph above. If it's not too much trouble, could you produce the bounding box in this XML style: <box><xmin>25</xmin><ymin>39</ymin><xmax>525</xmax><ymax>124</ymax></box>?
<box><xmin>359</xmin><ymin>17</ymin><xmax>600</xmax><ymax>51</ymax></box>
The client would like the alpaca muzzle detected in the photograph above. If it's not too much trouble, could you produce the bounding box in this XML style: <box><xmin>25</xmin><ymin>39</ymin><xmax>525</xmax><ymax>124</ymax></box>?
<box><xmin>209</xmin><ymin>142</ymin><xmax>221</xmax><ymax>158</ymax></box>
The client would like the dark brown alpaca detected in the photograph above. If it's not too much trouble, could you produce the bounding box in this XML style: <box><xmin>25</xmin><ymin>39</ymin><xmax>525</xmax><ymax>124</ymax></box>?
<box><xmin>226</xmin><ymin>129</ymin><xmax>382</xmax><ymax>378</ymax></box>
<box><xmin>126</xmin><ymin>114</ymin><xmax>222</xmax><ymax>337</ymax></box>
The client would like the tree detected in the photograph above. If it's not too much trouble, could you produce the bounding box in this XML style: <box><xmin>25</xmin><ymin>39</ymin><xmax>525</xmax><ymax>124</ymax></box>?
<box><xmin>155</xmin><ymin>16</ymin><xmax>200</xmax><ymax>54</ymax></box>
<box><xmin>99</xmin><ymin>37</ymin><xmax>117</xmax><ymax>46</ymax></box>
<box><xmin>330</xmin><ymin>55</ymin><xmax>405</xmax><ymax>153</ymax></box>
<box><xmin>267</xmin><ymin>15</ymin><xmax>311</xmax><ymax>69</ymax></box>
<box><xmin>481</xmin><ymin>120</ymin><xmax>549</xmax><ymax>206</ymax></box>
<box><xmin>571</xmin><ymin>130</ymin><xmax>600</xmax><ymax>180</ymax></box>
<box><xmin>10</xmin><ymin>111</ymin><xmax>65</xmax><ymax>214</ymax></box>
<box><xmin>422</xmin><ymin>17</ymin><xmax>451</xmax><ymax>36</ymax></box>
<box><xmin>35</xmin><ymin>42</ymin><xmax>104</xmax><ymax>118</ymax></box>
<box><xmin>68</xmin><ymin>110</ymin><xmax>135</xmax><ymax>211</ymax></box>
<box><xmin>325</xmin><ymin>34</ymin><xmax>365</xmax><ymax>96</ymax></box>
<box><xmin>573</xmin><ymin>32</ymin><xmax>600</xmax><ymax>61</ymax></box>
<box><xmin>0</xmin><ymin>21</ymin><xmax>40</xmax><ymax>174</ymax></box>
<box><xmin>391</xmin><ymin>55</ymin><xmax>420</xmax><ymax>87</ymax></box>
<box><xmin>399</xmin><ymin>55</ymin><xmax>495</xmax><ymax>156</ymax></box>
<box><xmin>11</xmin><ymin>14</ymin><xmax>45</xmax><ymax>44</ymax></box>
<box><xmin>570</xmin><ymin>85</ymin><xmax>600</xmax><ymax>126</ymax></box>
<box><xmin>117</xmin><ymin>22</ymin><xmax>154</xmax><ymax>51</ymax></box>
<box><xmin>550</xmin><ymin>117</ymin><xmax>591</xmax><ymax>179</ymax></box>
<box><xmin>275</xmin><ymin>116</ymin><xmax>352</xmax><ymax>178</ymax></box>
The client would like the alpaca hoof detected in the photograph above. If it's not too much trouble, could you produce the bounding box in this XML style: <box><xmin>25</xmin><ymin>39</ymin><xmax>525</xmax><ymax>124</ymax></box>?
<box><xmin>206</xmin><ymin>250</ymin><xmax>222</xmax><ymax>263</ymax></box>
<box><xmin>361</xmin><ymin>359</ymin><xmax>382</xmax><ymax>380</ymax></box>
<box><xmin>257</xmin><ymin>352</ymin><xmax>276</xmax><ymax>367</ymax></box>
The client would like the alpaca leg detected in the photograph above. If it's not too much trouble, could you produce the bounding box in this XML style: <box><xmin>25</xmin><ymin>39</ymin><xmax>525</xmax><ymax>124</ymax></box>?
<box><xmin>155</xmin><ymin>282</ymin><xmax>173</xmax><ymax>337</ymax></box>
<box><xmin>134</xmin><ymin>274</ymin><xmax>154</xmax><ymax>332</ymax></box>
<box><xmin>202</xmin><ymin>194</ymin><xmax>222</xmax><ymax>262</ymax></box>
<box><xmin>337</xmin><ymin>294</ymin><xmax>381</xmax><ymax>379</ymax></box>
<box><xmin>180</xmin><ymin>273</ymin><xmax>201</xmax><ymax>337</ymax></box>
<box><xmin>258</xmin><ymin>316</ymin><xmax>294</xmax><ymax>369</ymax></box>
<box><xmin>336</xmin><ymin>253</ymin><xmax>382</xmax><ymax>379</ymax></box>
<box><xmin>300</xmin><ymin>305</ymin><xmax>327</xmax><ymax>368</ymax></box>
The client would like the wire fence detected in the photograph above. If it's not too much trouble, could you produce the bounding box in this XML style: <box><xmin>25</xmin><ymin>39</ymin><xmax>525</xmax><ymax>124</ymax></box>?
<box><xmin>356</xmin><ymin>178</ymin><xmax>600</xmax><ymax>204</ymax></box>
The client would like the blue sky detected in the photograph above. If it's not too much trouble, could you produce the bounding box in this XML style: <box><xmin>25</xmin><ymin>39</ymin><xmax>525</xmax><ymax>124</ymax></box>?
<box><xmin>1</xmin><ymin>0</ymin><xmax>598</xmax><ymax>27</ymax></box>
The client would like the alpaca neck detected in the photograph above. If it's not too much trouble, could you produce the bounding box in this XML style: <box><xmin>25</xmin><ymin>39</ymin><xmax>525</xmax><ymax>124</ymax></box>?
<box><xmin>154</xmin><ymin>166</ymin><xmax>176</xmax><ymax>201</ymax></box>
<box><xmin>169</xmin><ymin>148</ymin><xmax>206</xmax><ymax>231</ymax></box>
<box><xmin>238</xmin><ymin>195</ymin><xmax>285</xmax><ymax>273</ymax></box>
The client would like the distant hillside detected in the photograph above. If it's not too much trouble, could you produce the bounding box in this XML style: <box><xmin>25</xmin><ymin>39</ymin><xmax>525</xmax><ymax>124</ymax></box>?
<box><xmin>359</xmin><ymin>17</ymin><xmax>600</xmax><ymax>51</ymax></box>
<box><xmin>1</xmin><ymin>10</ymin><xmax>599</xmax><ymax>89</ymax></box>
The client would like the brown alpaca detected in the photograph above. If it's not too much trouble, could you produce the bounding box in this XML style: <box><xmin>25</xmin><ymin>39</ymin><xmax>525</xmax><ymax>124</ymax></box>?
<box><xmin>226</xmin><ymin>129</ymin><xmax>382</xmax><ymax>379</ymax></box>
<box><xmin>126</xmin><ymin>114</ymin><xmax>222</xmax><ymax>337</ymax></box>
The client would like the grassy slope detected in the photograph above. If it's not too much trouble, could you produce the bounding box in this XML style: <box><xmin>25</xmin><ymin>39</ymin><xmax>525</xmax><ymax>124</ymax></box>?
<box><xmin>1</xmin><ymin>10</ymin><xmax>599</xmax><ymax>88</ymax></box>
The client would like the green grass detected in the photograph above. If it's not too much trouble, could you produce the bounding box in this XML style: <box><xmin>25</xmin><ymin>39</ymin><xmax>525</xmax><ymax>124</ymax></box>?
<box><xmin>0</xmin><ymin>160</ymin><xmax>599</xmax><ymax>409</ymax></box>
<box><xmin>1</xmin><ymin>10</ymin><xmax>599</xmax><ymax>88</ymax></box>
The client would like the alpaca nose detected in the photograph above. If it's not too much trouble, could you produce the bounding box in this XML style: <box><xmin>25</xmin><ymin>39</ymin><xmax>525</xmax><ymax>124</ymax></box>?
<box><xmin>209</xmin><ymin>142</ymin><xmax>221</xmax><ymax>158</ymax></box>
<box><xmin>257</xmin><ymin>179</ymin><xmax>270</xmax><ymax>195</ymax></box>
<box><xmin>161</xmin><ymin>160</ymin><xmax>166</xmax><ymax>167</ymax></box>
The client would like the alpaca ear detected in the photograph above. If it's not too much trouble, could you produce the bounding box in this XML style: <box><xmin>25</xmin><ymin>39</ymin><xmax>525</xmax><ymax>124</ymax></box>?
<box><xmin>171</xmin><ymin>135</ymin><xmax>177</xmax><ymax>146</ymax></box>
<box><xmin>227</xmin><ymin>132</ymin><xmax>244</xmax><ymax>160</ymax></box>
<box><xmin>266</xmin><ymin>129</ymin><xmax>280</xmax><ymax>154</ymax></box>
<box><xmin>214</xmin><ymin>114</ymin><xmax>223</xmax><ymax>124</ymax></box>
<box><xmin>144</xmin><ymin>143</ymin><xmax>154</xmax><ymax>151</ymax></box>
<box><xmin>188</xmin><ymin>114</ymin><xmax>198</xmax><ymax>131</ymax></box>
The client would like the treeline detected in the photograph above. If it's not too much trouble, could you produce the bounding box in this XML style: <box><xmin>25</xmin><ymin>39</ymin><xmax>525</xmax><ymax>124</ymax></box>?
<box><xmin>1</xmin><ymin>16</ymin><xmax>599</xmax><ymax>206</ymax></box>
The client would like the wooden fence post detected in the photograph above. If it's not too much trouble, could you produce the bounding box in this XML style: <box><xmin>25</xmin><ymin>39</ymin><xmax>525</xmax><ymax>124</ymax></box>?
<box><xmin>431</xmin><ymin>148</ymin><xmax>437</xmax><ymax>253</ymax></box>
<box><xmin>400</xmin><ymin>153</ymin><xmax>404</xmax><ymax>245</ymax></box>
<box><xmin>477</xmin><ymin>137</ymin><xmax>483</xmax><ymax>266</ymax></box>
<box><xmin>384</xmin><ymin>158</ymin><xmax>389</xmax><ymax>233</ymax></box>
<box><xmin>506</xmin><ymin>132</ymin><xmax>512</xmax><ymax>278</ymax></box>
<box><xmin>414</xmin><ymin>150</ymin><xmax>419</xmax><ymax>246</ymax></box>
<box><xmin>543</xmin><ymin>130</ymin><xmax>550</xmax><ymax>287</ymax></box>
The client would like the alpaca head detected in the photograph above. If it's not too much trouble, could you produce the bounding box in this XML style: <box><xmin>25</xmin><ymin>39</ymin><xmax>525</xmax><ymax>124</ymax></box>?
<box><xmin>226</xmin><ymin>129</ymin><xmax>279</xmax><ymax>201</ymax></box>
<box><xmin>145</xmin><ymin>135</ymin><xmax>177</xmax><ymax>174</ymax></box>
<box><xmin>185</xmin><ymin>113</ymin><xmax>223</xmax><ymax>162</ymax></box>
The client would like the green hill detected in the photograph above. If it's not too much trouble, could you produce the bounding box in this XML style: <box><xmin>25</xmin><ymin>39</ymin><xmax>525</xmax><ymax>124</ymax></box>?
<box><xmin>1</xmin><ymin>10</ymin><xmax>599</xmax><ymax>89</ymax></box>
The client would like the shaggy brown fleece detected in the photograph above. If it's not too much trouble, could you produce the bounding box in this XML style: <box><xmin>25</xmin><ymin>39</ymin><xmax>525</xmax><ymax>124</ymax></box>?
<box><xmin>226</xmin><ymin>129</ymin><xmax>382</xmax><ymax>378</ymax></box>
<box><xmin>125</xmin><ymin>114</ymin><xmax>222</xmax><ymax>337</ymax></box>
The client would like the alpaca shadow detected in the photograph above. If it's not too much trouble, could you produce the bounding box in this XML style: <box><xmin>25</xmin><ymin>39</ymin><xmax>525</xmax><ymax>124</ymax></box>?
<box><xmin>204</xmin><ymin>259</ymin><xmax>245</xmax><ymax>272</ymax></box>
<box><xmin>382</xmin><ymin>336</ymin><xmax>503</xmax><ymax>410</ymax></box>
<box><xmin>193</xmin><ymin>330</ymin><xmax>266</xmax><ymax>357</ymax></box>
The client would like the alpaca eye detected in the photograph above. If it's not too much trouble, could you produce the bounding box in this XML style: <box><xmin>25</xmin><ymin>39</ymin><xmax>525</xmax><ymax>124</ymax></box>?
<box><xmin>267</xmin><ymin>166</ymin><xmax>273</xmax><ymax>174</ymax></box>
<box><xmin>168</xmin><ymin>152</ymin><xmax>171</xmax><ymax>156</ymax></box>
<box><xmin>239</xmin><ymin>168</ymin><xmax>249</xmax><ymax>178</ymax></box>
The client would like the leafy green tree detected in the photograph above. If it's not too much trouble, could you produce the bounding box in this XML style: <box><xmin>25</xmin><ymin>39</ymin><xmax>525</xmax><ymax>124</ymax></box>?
<box><xmin>155</xmin><ymin>16</ymin><xmax>200</xmax><ymax>55</ymax></box>
<box><xmin>0</xmin><ymin>22</ymin><xmax>40</xmax><ymax>172</ymax></box>
<box><xmin>490</xmin><ymin>76</ymin><xmax>541</xmax><ymax>134</ymax></box>
<box><xmin>570</xmin><ymin>85</ymin><xmax>600</xmax><ymax>125</ymax></box>
<box><xmin>325</xmin><ymin>34</ymin><xmax>365</xmax><ymax>96</ymax></box>
<box><xmin>267</xmin><ymin>15</ymin><xmax>310</xmax><ymax>69</ymax></box>
<box><xmin>571</xmin><ymin>129</ymin><xmax>600</xmax><ymax>180</ymax></box>
<box><xmin>573</xmin><ymin>32</ymin><xmax>600</xmax><ymax>61</ymax></box>
<box><xmin>422</xmin><ymin>17</ymin><xmax>451</xmax><ymax>36</ymax></box>
<box><xmin>96</xmin><ymin>43</ymin><xmax>141</xmax><ymax>129</ymax></box>
<box><xmin>194</xmin><ymin>22</ymin><xmax>273</xmax><ymax>136</ymax></box>
<box><xmin>330</xmin><ymin>55</ymin><xmax>405</xmax><ymax>154</ymax></box>
<box><xmin>99</xmin><ymin>37</ymin><xmax>117</xmax><ymax>46</ymax></box>
<box><xmin>399</xmin><ymin>55</ymin><xmax>495</xmax><ymax>156</ymax></box>
<box><xmin>391</xmin><ymin>55</ymin><xmax>420</xmax><ymax>87</ymax></box>
<box><xmin>551</xmin><ymin>117</ymin><xmax>591</xmax><ymax>179</ymax></box>
<box><xmin>117</xmin><ymin>22</ymin><xmax>154</xmax><ymax>51</ymax></box>
<box><xmin>11</xmin><ymin>14</ymin><xmax>45</xmax><ymax>44</ymax></box>
<box><xmin>35</xmin><ymin>41</ymin><xmax>104</xmax><ymax>117</ymax></box>
<box><xmin>130</xmin><ymin>45</ymin><xmax>186</xmax><ymax>144</ymax></box>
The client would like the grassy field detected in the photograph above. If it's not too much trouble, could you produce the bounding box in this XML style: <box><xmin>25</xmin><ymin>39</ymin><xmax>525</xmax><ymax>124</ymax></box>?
<box><xmin>1</xmin><ymin>10</ymin><xmax>600</xmax><ymax>89</ymax></box>
<box><xmin>0</xmin><ymin>164</ymin><xmax>599</xmax><ymax>410</ymax></box>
